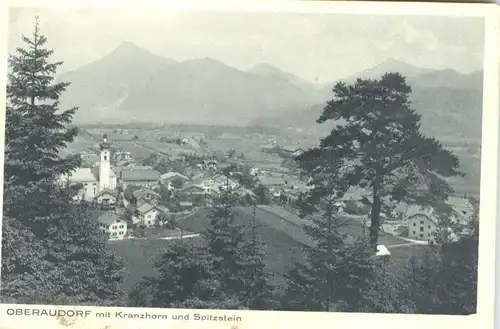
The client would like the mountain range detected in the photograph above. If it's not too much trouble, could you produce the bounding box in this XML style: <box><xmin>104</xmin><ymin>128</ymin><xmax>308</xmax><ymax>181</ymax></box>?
<box><xmin>58</xmin><ymin>41</ymin><xmax>483</xmax><ymax>140</ymax></box>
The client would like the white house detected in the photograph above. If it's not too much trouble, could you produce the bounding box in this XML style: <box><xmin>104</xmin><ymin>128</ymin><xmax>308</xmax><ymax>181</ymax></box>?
<box><xmin>407</xmin><ymin>207</ymin><xmax>438</xmax><ymax>243</ymax></box>
<box><xmin>193</xmin><ymin>174</ymin><xmax>238</xmax><ymax>195</ymax></box>
<box><xmin>134</xmin><ymin>203</ymin><xmax>169</xmax><ymax>227</ymax></box>
<box><xmin>405</xmin><ymin>197</ymin><xmax>475</xmax><ymax>243</ymax></box>
<box><xmin>97</xmin><ymin>212</ymin><xmax>127</xmax><ymax>240</ymax></box>
<box><xmin>60</xmin><ymin>134</ymin><xmax>117</xmax><ymax>201</ymax></box>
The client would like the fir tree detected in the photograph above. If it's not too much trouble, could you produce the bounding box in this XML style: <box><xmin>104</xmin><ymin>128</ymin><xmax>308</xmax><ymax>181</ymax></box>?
<box><xmin>282</xmin><ymin>147</ymin><xmax>351</xmax><ymax>311</ymax></box>
<box><xmin>127</xmin><ymin>278</ymin><xmax>155</xmax><ymax>307</ymax></box>
<box><xmin>239</xmin><ymin>202</ymin><xmax>274</xmax><ymax>310</ymax></box>
<box><xmin>303</xmin><ymin>73</ymin><xmax>462</xmax><ymax>250</ymax></box>
<box><xmin>283</xmin><ymin>198</ymin><xmax>347</xmax><ymax>312</ymax></box>
<box><xmin>4</xmin><ymin>16</ymin><xmax>80</xmax><ymax>236</ymax></box>
<box><xmin>0</xmin><ymin>216</ymin><xmax>48</xmax><ymax>303</ymax></box>
<box><xmin>39</xmin><ymin>202</ymin><xmax>127</xmax><ymax>306</ymax></box>
<box><xmin>5</xmin><ymin>17</ymin><xmax>80</xmax><ymax>189</ymax></box>
<box><xmin>334</xmin><ymin>238</ymin><xmax>410</xmax><ymax>313</ymax></box>
<box><xmin>404</xmin><ymin>249</ymin><xmax>443</xmax><ymax>313</ymax></box>
<box><xmin>285</xmin><ymin>131</ymin><xmax>410</xmax><ymax>313</ymax></box>
<box><xmin>204</xmin><ymin>181</ymin><xmax>247</xmax><ymax>298</ymax></box>
<box><xmin>2</xmin><ymin>17</ymin><xmax>125</xmax><ymax>304</ymax></box>
<box><xmin>204</xmin><ymin>178</ymin><xmax>274</xmax><ymax>309</ymax></box>
<box><xmin>138</xmin><ymin>242</ymin><xmax>223</xmax><ymax>308</ymax></box>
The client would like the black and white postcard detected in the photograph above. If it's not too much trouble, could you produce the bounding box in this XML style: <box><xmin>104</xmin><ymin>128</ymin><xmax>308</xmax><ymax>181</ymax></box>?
<box><xmin>0</xmin><ymin>1</ymin><xmax>499</xmax><ymax>329</ymax></box>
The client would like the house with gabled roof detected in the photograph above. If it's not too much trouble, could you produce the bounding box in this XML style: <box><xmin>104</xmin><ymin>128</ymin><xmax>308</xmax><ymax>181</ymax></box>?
<box><xmin>132</xmin><ymin>188</ymin><xmax>161</xmax><ymax>206</ymax></box>
<box><xmin>95</xmin><ymin>211</ymin><xmax>127</xmax><ymax>240</ymax></box>
<box><xmin>405</xmin><ymin>197</ymin><xmax>476</xmax><ymax>244</ymax></box>
<box><xmin>193</xmin><ymin>174</ymin><xmax>238</xmax><ymax>195</ymax></box>
<box><xmin>94</xmin><ymin>188</ymin><xmax>118</xmax><ymax>208</ymax></box>
<box><xmin>177</xmin><ymin>184</ymin><xmax>207</xmax><ymax>206</ymax></box>
<box><xmin>180</xmin><ymin>184</ymin><xmax>206</xmax><ymax>195</ymax></box>
<box><xmin>119</xmin><ymin>168</ymin><xmax>160</xmax><ymax>188</ymax></box>
<box><xmin>406</xmin><ymin>206</ymin><xmax>438</xmax><ymax>243</ymax></box>
<box><xmin>134</xmin><ymin>203</ymin><xmax>169</xmax><ymax>227</ymax></box>
<box><xmin>160</xmin><ymin>172</ymin><xmax>190</xmax><ymax>183</ymax></box>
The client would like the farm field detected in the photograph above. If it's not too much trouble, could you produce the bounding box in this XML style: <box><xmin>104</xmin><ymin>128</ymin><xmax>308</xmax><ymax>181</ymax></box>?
<box><xmin>110</xmin><ymin>205</ymin><xmax>430</xmax><ymax>293</ymax></box>
<box><xmin>205</xmin><ymin>137</ymin><xmax>268</xmax><ymax>160</ymax></box>
<box><xmin>251</xmin><ymin>205</ymin><xmax>408</xmax><ymax>247</ymax></box>
<box><xmin>110</xmin><ymin>207</ymin><xmax>306</xmax><ymax>291</ymax></box>
<box><xmin>60</xmin><ymin>135</ymin><xmax>97</xmax><ymax>156</ymax></box>
<box><xmin>139</xmin><ymin>141</ymin><xmax>198</xmax><ymax>157</ymax></box>
<box><xmin>176</xmin><ymin>207</ymin><xmax>307</xmax><ymax>284</ymax></box>
<box><xmin>113</xmin><ymin>141</ymin><xmax>157</xmax><ymax>160</ymax></box>
<box><xmin>108</xmin><ymin>237</ymin><xmax>191</xmax><ymax>291</ymax></box>
<box><xmin>85</xmin><ymin>128</ymin><xmax>161</xmax><ymax>142</ymax></box>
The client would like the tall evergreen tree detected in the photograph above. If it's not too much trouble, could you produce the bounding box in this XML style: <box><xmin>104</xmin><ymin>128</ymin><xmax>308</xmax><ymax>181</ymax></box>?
<box><xmin>282</xmin><ymin>149</ymin><xmax>350</xmax><ymax>311</ymax></box>
<box><xmin>5</xmin><ymin>17</ymin><xmax>81</xmax><ymax>237</ymax></box>
<box><xmin>5</xmin><ymin>17</ymin><xmax>80</xmax><ymax>189</ymax></box>
<box><xmin>2</xmin><ymin>17</ymin><xmax>125</xmax><ymax>304</ymax></box>
<box><xmin>239</xmin><ymin>202</ymin><xmax>274</xmax><ymax>310</ymax></box>
<box><xmin>130</xmin><ymin>241</ymin><xmax>225</xmax><ymax>308</ymax></box>
<box><xmin>284</xmin><ymin>111</ymin><xmax>412</xmax><ymax>313</ymax></box>
<box><xmin>303</xmin><ymin>73</ymin><xmax>462</xmax><ymax>250</ymax></box>
<box><xmin>204</xmin><ymin>178</ymin><xmax>274</xmax><ymax>309</ymax></box>
<box><xmin>333</xmin><ymin>238</ymin><xmax>410</xmax><ymax>313</ymax></box>
<box><xmin>282</xmin><ymin>198</ymin><xmax>347</xmax><ymax>312</ymax></box>
<box><xmin>204</xmin><ymin>182</ymin><xmax>247</xmax><ymax>297</ymax></box>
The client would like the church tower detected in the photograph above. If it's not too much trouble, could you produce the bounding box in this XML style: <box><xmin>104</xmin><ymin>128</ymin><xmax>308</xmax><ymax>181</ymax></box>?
<box><xmin>99</xmin><ymin>133</ymin><xmax>111</xmax><ymax>191</ymax></box>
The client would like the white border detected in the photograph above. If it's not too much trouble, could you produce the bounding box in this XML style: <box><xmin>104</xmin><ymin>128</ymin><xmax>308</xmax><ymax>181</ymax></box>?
<box><xmin>0</xmin><ymin>2</ymin><xmax>498</xmax><ymax>329</ymax></box>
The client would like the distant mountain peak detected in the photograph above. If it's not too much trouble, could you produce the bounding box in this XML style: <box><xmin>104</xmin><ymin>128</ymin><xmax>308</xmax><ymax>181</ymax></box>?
<box><xmin>384</xmin><ymin>57</ymin><xmax>414</xmax><ymax>65</ymax></box>
<box><xmin>179</xmin><ymin>57</ymin><xmax>235</xmax><ymax>71</ymax></box>
<box><xmin>200</xmin><ymin>57</ymin><xmax>224</xmax><ymax>64</ymax></box>
<box><xmin>92</xmin><ymin>41</ymin><xmax>176</xmax><ymax>69</ymax></box>
<box><xmin>109</xmin><ymin>41</ymin><xmax>152</xmax><ymax>56</ymax></box>
<box><xmin>117</xmin><ymin>40</ymin><xmax>138</xmax><ymax>48</ymax></box>
<box><xmin>248</xmin><ymin>63</ymin><xmax>285</xmax><ymax>76</ymax></box>
<box><xmin>343</xmin><ymin>57</ymin><xmax>434</xmax><ymax>82</ymax></box>
<box><xmin>372</xmin><ymin>58</ymin><xmax>420</xmax><ymax>71</ymax></box>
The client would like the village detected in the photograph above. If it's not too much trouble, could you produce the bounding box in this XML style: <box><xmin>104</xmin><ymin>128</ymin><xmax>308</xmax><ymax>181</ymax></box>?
<box><xmin>61</xmin><ymin>128</ymin><xmax>477</xmax><ymax>252</ymax></box>
<box><xmin>4</xmin><ymin>7</ymin><xmax>488</xmax><ymax>315</ymax></box>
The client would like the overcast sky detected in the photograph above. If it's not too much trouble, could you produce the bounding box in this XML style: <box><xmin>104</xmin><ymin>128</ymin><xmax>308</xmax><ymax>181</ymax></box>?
<box><xmin>7</xmin><ymin>7</ymin><xmax>485</xmax><ymax>83</ymax></box>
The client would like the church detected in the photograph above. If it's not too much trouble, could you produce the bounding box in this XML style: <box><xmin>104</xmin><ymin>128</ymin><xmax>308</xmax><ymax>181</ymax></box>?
<box><xmin>61</xmin><ymin>134</ymin><xmax>118</xmax><ymax>202</ymax></box>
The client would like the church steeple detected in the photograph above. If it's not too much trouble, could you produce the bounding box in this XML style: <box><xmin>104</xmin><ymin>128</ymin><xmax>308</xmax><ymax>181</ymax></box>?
<box><xmin>100</xmin><ymin>133</ymin><xmax>110</xmax><ymax>150</ymax></box>
<box><xmin>99</xmin><ymin>133</ymin><xmax>111</xmax><ymax>191</ymax></box>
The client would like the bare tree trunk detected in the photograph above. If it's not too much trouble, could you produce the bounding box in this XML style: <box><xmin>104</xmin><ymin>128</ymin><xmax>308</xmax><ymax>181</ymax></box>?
<box><xmin>325</xmin><ymin>198</ymin><xmax>336</xmax><ymax>311</ymax></box>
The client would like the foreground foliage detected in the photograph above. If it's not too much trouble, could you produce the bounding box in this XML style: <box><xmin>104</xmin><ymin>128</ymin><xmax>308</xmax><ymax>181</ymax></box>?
<box><xmin>2</xmin><ymin>18</ymin><xmax>126</xmax><ymax>305</ymax></box>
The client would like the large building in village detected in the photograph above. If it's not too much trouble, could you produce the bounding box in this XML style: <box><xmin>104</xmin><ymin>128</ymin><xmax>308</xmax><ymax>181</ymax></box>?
<box><xmin>60</xmin><ymin>134</ymin><xmax>117</xmax><ymax>202</ymax></box>
<box><xmin>406</xmin><ymin>196</ymin><xmax>476</xmax><ymax>243</ymax></box>
<box><xmin>61</xmin><ymin>134</ymin><xmax>160</xmax><ymax>203</ymax></box>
